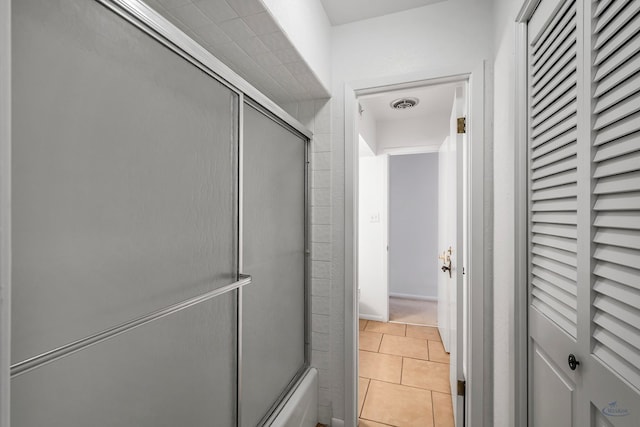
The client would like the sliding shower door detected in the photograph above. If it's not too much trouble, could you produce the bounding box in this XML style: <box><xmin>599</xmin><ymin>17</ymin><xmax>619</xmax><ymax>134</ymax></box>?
<box><xmin>11</xmin><ymin>0</ymin><xmax>239</xmax><ymax>425</ymax></box>
<box><xmin>241</xmin><ymin>103</ymin><xmax>308</xmax><ymax>426</ymax></box>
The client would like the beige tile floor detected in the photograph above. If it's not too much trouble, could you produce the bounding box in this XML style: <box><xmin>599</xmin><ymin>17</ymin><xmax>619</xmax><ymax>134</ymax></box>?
<box><xmin>358</xmin><ymin>319</ymin><xmax>454</xmax><ymax>427</ymax></box>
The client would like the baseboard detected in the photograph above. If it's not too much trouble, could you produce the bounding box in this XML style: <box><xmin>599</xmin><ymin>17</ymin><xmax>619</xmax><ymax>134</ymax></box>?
<box><xmin>389</xmin><ymin>292</ymin><xmax>437</xmax><ymax>302</ymax></box>
<box><xmin>331</xmin><ymin>418</ymin><xmax>344</xmax><ymax>427</ymax></box>
<box><xmin>358</xmin><ymin>313</ymin><xmax>385</xmax><ymax>322</ymax></box>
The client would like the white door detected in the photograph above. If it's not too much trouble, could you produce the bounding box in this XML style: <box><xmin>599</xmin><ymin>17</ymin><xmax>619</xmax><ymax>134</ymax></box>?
<box><xmin>438</xmin><ymin>85</ymin><xmax>466</xmax><ymax>426</ymax></box>
<box><xmin>438</xmin><ymin>136</ymin><xmax>452</xmax><ymax>352</ymax></box>
<box><xmin>526</xmin><ymin>0</ymin><xmax>640</xmax><ymax>425</ymax></box>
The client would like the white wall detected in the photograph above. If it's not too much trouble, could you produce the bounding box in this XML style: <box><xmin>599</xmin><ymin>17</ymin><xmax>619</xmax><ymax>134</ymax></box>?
<box><xmin>332</xmin><ymin>0</ymin><xmax>494</xmax><ymax>84</ymax></box>
<box><xmin>330</xmin><ymin>1</ymin><xmax>494</xmax><ymax>423</ymax></box>
<box><xmin>358</xmin><ymin>140</ymin><xmax>387</xmax><ymax>320</ymax></box>
<box><xmin>281</xmin><ymin>98</ymin><xmax>335</xmax><ymax>425</ymax></box>
<box><xmin>358</xmin><ymin>106</ymin><xmax>377</xmax><ymax>153</ymax></box>
<box><xmin>491</xmin><ymin>0</ymin><xmax>526</xmax><ymax>426</ymax></box>
<box><xmin>377</xmin><ymin>115</ymin><xmax>448</xmax><ymax>153</ymax></box>
<box><xmin>261</xmin><ymin>0</ymin><xmax>332</xmax><ymax>92</ymax></box>
<box><xmin>388</xmin><ymin>153</ymin><xmax>438</xmax><ymax>299</ymax></box>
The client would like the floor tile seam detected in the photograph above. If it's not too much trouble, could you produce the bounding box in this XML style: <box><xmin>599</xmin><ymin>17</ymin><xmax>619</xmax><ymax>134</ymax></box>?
<box><xmin>368</xmin><ymin>378</ymin><xmax>441</xmax><ymax>393</ymax></box>
<box><xmin>376</xmin><ymin>333</ymin><xmax>383</xmax><ymax>352</ymax></box>
<box><xmin>399</xmin><ymin>379</ymin><xmax>452</xmax><ymax>395</ymax></box>
<box><xmin>431</xmin><ymin>390</ymin><xmax>436</xmax><ymax>427</ymax></box>
<box><xmin>364</xmin><ymin>330</ymin><xmax>406</xmax><ymax>338</ymax></box>
<box><xmin>401</xmin><ymin>354</ymin><xmax>450</xmax><ymax>365</ymax></box>
<box><xmin>383</xmin><ymin>334</ymin><xmax>431</xmax><ymax>343</ymax></box>
<box><xmin>376</xmin><ymin>349</ymin><xmax>430</xmax><ymax>360</ymax></box>
<box><xmin>360</xmin><ymin>378</ymin><xmax>371</xmax><ymax>419</ymax></box>
<box><xmin>358</xmin><ymin>348</ymin><xmax>402</xmax><ymax>359</ymax></box>
<box><xmin>358</xmin><ymin>417</ymin><xmax>396</xmax><ymax>427</ymax></box>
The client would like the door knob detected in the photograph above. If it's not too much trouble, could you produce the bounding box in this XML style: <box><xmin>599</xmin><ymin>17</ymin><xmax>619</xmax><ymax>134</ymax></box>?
<box><xmin>568</xmin><ymin>354</ymin><xmax>580</xmax><ymax>371</ymax></box>
<box><xmin>440</xmin><ymin>262</ymin><xmax>452</xmax><ymax>278</ymax></box>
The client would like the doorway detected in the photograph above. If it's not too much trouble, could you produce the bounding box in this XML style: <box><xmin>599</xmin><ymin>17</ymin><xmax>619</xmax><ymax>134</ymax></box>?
<box><xmin>354</xmin><ymin>80</ymin><xmax>466</xmax><ymax>426</ymax></box>
<box><xmin>387</xmin><ymin>152</ymin><xmax>439</xmax><ymax>327</ymax></box>
<box><xmin>345</xmin><ymin>64</ymin><xmax>488</xmax><ymax>427</ymax></box>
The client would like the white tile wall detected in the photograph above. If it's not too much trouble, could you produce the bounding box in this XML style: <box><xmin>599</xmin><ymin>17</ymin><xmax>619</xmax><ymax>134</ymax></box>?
<box><xmin>143</xmin><ymin>0</ymin><xmax>329</xmax><ymax>104</ymax></box>
<box><xmin>312</xmin><ymin>279</ymin><xmax>330</xmax><ymax>297</ymax></box>
<box><xmin>311</xmin><ymin>243</ymin><xmax>331</xmax><ymax>262</ymax></box>
<box><xmin>311</xmin><ymin>225</ymin><xmax>331</xmax><ymax>244</ymax></box>
<box><xmin>312</xmin><ymin>207</ymin><xmax>331</xmax><ymax>225</ymax></box>
<box><xmin>307</xmin><ymin>99</ymin><xmax>335</xmax><ymax>424</ymax></box>
<box><xmin>312</xmin><ymin>296</ymin><xmax>330</xmax><ymax>316</ymax></box>
<box><xmin>311</xmin><ymin>261</ymin><xmax>331</xmax><ymax>279</ymax></box>
<box><xmin>312</xmin><ymin>314</ymin><xmax>330</xmax><ymax>334</ymax></box>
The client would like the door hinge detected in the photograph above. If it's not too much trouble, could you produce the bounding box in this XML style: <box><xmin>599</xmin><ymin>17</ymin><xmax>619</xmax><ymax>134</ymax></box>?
<box><xmin>457</xmin><ymin>380</ymin><xmax>466</xmax><ymax>396</ymax></box>
<box><xmin>457</xmin><ymin>117</ymin><xmax>466</xmax><ymax>134</ymax></box>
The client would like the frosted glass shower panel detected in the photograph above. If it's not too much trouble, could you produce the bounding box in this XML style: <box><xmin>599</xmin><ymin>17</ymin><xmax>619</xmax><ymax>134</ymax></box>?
<box><xmin>11</xmin><ymin>0</ymin><xmax>238</xmax><ymax>362</ymax></box>
<box><xmin>11</xmin><ymin>293</ymin><xmax>238</xmax><ymax>427</ymax></box>
<box><xmin>241</xmin><ymin>104</ymin><xmax>307</xmax><ymax>426</ymax></box>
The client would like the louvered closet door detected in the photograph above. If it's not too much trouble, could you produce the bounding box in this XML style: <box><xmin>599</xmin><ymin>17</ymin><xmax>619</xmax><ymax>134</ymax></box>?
<box><xmin>526</xmin><ymin>0</ymin><xmax>640</xmax><ymax>425</ymax></box>
<box><xmin>527</xmin><ymin>0</ymin><xmax>583</xmax><ymax>425</ymax></box>
<box><xmin>583</xmin><ymin>0</ymin><xmax>640</xmax><ymax>424</ymax></box>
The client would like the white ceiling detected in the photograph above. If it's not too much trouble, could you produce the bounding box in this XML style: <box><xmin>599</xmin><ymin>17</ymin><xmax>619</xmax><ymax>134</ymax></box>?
<box><xmin>359</xmin><ymin>83</ymin><xmax>457</xmax><ymax>123</ymax></box>
<box><xmin>319</xmin><ymin>0</ymin><xmax>445</xmax><ymax>26</ymax></box>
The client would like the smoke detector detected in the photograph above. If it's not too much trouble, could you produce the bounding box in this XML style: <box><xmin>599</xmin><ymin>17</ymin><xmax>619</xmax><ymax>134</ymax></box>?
<box><xmin>390</xmin><ymin>97</ymin><xmax>419</xmax><ymax>110</ymax></box>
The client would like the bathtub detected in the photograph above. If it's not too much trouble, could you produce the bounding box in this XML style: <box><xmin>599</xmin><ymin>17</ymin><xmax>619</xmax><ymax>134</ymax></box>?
<box><xmin>269</xmin><ymin>367</ymin><xmax>318</xmax><ymax>427</ymax></box>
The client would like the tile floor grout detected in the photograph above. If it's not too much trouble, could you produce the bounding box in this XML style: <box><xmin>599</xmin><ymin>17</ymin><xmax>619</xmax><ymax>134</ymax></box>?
<box><xmin>360</xmin><ymin>362</ymin><xmax>451</xmax><ymax>394</ymax></box>
<box><xmin>359</xmin><ymin>348</ymin><xmax>452</xmax><ymax>367</ymax></box>
<box><xmin>358</xmin><ymin>319</ymin><xmax>454</xmax><ymax>426</ymax></box>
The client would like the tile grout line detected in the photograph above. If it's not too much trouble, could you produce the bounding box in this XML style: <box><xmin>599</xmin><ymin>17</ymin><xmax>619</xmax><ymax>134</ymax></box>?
<box><xmin>431</xmin><ymin>391</ymin><xmax>436</xmax><ymax>427</ymax></box>
<box><xmin>359</xmin><ymin>378</ymin><xmax>370</xmax><ymax>419</ymax></box>
<box><xmin>365</xmin><ymin>377</ymin><xmax>453</xmax><ymax>395</ymax></box>
<box><xmin>359</xmin><ymin>417</ymin><xmax>395</xmax><ymax>427</ymax></box>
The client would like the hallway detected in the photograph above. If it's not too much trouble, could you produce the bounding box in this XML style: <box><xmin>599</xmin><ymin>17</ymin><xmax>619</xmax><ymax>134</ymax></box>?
<box><xmin>358</xmin><ymin>320</ymin><xmax>454</xmax><ymax>427</ymax></box>
<box><xmin>389</xmin><ymin>297</ymin><xmax>438</xmax><ymax>326</ymax></box>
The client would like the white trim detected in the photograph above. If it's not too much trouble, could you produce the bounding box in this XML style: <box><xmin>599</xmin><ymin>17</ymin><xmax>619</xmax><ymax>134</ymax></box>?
<box><xmin>344</xmin><ymin>63</ymin><xmax>491</xmax><ymax>427</ymax></box>
<box><xmin>514</xmin><ymin>20</ymin><xmax>529</xmax><ymax>427</ymax></box>
<box><xmin>389</xmin><ymin>293</ymin><xmax>438</xmax><ymax>302</ymax></box>
<box><xmin>358</xmin><ymin>314</ymin><xmax>385</xmax><ymax>322</ymax></box>
<box><xmin>331</xmin><ymin>418</ymin><xmax>345</xmax><ymax>427</ymax></box>
<box><xmin>0</xmin><ymin>0</ymin><xmax>10</xmax><ymax>424</ymax></box>
<box><xmin>270</xmin><ymin>368</ymin><xmax>318</xmax><ymax>427</ymax></box>
<box><xmin>516</xmin><ymin>0</ymin><xmax>543</xmax><ymax>23</ymax></box>
<box><xmin>466</xmin><ymin>61</ymin><xmax>490</xmax><ymax>427</ymax></box>
<box><xmin>379</xmin><ymin>145</ymin><xmax>441</xmax><ymax>155</ymax></box>
<box><xmin>344</xmin><ymin>83</ymin><xmax>359</xmax><ymax>427</ymax></box>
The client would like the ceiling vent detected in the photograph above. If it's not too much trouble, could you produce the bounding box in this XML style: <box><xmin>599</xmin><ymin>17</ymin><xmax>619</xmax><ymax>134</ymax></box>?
<box><xmin>390</xmin><ymin>97</ymin><xmax>419</xmax><ymax>110</ymax></box>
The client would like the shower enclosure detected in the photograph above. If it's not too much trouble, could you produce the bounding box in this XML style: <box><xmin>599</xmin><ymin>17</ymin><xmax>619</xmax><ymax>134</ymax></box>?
<box><xmin>9</xmin><ymin>0</ymin><xmax>310</xmax><ymax>425</ymax></box>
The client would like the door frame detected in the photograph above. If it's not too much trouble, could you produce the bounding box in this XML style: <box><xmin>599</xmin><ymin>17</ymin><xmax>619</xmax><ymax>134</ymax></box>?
<box><xmin>0</xmin><ymin>0</ymin><xmax>11</xmax><ymax>425</ymax></box>
<box><xmin>344</xmin><ymin>62</ymin><xmax>491</xmax><ymax>427</ymax></box>
<box><xmin>513</xmin><ymin>1</ymin><xmax>544</xmax><ymax>426</ymax></box>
